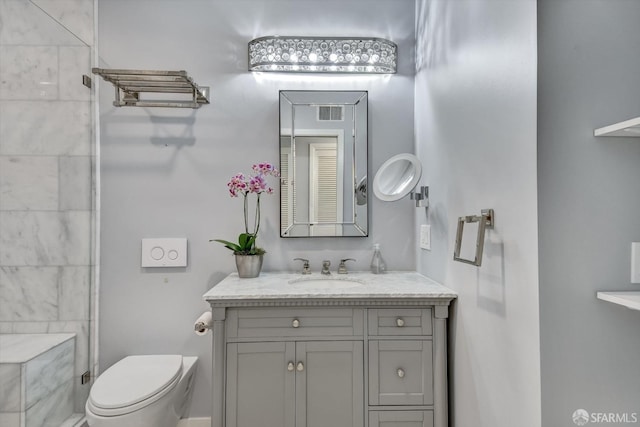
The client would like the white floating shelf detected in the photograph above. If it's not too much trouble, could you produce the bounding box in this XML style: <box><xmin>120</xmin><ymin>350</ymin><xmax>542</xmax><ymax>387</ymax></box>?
<box><xmin>597</xmin><ymin>291</ymin><xmax>640</xmax><ymax>311</ymax></box>
<box><xmin>594</xmin><ymin>117</ymin><xmax>640</xmax><ymax>137</ymax></box>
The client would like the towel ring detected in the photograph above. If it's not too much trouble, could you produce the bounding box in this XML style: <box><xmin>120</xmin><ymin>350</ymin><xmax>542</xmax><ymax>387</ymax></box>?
<box><xmin>453</xmin><ymin>209</ymin><xmax>494</xmax><ymax>267</ymax></box>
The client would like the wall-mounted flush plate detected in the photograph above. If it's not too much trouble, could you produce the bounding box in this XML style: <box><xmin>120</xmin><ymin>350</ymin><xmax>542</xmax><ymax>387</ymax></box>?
<box><xmin>420</xmin><ymin>225</ymin><xmax>431</xmax><ymax>250</ymax></box>
<box><xmin>141</xmin><ymin>238</ymin><xmax>187</xmax><ymax>267</ymax></box>
<box><xmin>632</xmin><ymin>242</ymin><xmax>640</xmax><ymax>284</ymax></box>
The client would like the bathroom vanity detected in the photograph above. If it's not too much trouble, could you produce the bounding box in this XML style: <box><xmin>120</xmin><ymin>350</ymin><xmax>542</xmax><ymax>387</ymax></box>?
<box><xmin>203</xmin><ymin>272</ymin><xmax>457</xmax><ymax>427</ymax></box>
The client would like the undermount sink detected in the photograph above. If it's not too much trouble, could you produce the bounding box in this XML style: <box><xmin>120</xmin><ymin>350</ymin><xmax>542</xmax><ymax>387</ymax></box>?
<box><xmin>288</xmin><ymin>277</ymin><xmax>365</xmax><ymax>288</ymax></box>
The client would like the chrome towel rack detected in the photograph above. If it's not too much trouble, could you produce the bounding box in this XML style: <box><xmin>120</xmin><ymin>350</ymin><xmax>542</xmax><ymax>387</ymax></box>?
<box><xmin>91</xmin><ymin>68</ymin><xmax>210</xmax><ymax>108</ymax></box>
<box><xmin>453</xmin><ymin>209</ymin><xmax>494</xmax><ymax>267</ymax></box>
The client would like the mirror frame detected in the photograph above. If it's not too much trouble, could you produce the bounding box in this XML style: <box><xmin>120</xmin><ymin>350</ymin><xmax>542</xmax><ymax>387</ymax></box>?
<box><xmin>373</xmin><ymin>153</ymin><xmax>422</xmax><ymax>202</ymax></box>
<box><xmin>279</xmin><ymin>90</ymin><xmax>369</xmax><ymax>238</ymax></box>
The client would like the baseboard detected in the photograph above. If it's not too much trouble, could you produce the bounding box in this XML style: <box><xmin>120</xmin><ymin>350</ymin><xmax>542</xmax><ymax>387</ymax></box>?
<box><xmin>177</xmin><ymin>417</ymin><xmax>211</xmax><ymax>427</ymax></box>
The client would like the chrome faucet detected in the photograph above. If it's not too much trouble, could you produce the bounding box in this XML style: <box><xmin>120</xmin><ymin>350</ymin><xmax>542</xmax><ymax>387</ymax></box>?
<box><xmin>321</xmin><ymin>260</ymin><xmax>331</xmax><ymax>275</ymax></box>
<box><xmin>338</xmin><ymin>258</ymin><xmax>356</xmax><ymax>274</ymax></box>
<box><xmin>293</xmin><ymin>258</ymin><xmax>311</xmax><ymax>275</ymax></box>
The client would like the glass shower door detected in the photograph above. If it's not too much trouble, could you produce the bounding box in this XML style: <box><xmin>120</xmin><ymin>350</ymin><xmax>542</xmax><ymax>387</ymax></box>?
<box><xmin>0</xmin><ymin>1</ymin><xmax>97</xmax><ymax>426</ymax></box>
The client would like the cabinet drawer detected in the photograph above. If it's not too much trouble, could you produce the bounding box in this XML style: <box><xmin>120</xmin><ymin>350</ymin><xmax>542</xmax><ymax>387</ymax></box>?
<box><xmin>227</xmin><ymin>308</ymin><xmax>363</xmax><ymax>338</ymax></box>
<box><xmin>369</xmin><ymin>411</ymin><xmax>434</xmax><ymax>427</ymax></box>
<box><xmin>369</xmin><ymin>340</ymin><xmax>433</xmax><ymax>406</ymax></box>
<box><xmin>368</xmin><ymin>309</ymin><xmax>432</xmax><ymax>336</ymax></box>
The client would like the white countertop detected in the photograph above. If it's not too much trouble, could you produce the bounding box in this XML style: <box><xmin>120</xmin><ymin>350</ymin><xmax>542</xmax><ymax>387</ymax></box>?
<box><xmin>597</xmin><ymin>291</ymin><xmax>640</xmax><ymax>311</ymax></box>
<box><xmin>203</xmin><ymin>271</ymin><xmax>457</xmax><ymax>303</ymax></box>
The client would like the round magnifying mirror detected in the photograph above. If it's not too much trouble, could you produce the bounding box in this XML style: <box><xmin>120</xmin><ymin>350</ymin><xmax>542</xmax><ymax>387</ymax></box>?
<box><xmin>372</xmin><ymin>153</ymin><xmax>422</xmax><ymax>202</ymax></box>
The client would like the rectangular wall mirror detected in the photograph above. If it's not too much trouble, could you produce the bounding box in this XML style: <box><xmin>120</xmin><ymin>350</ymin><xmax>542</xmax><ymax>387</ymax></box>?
<box><xmin>279</xmin><ymin>90</ymin><xmax>368</xmax><ymax>237</ymax></box>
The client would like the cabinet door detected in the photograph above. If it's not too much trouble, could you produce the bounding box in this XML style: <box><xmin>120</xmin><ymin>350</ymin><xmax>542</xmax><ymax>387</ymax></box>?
<box><xmin>226</xmin><ymin>342</ymin><xmax>295</xmax><ymax>427</ymax></box>
<box><xmin>369</xmin><ymin>340</ymin><xmax>433</xmax><ymax>406</ymax></box>
<box><xmin>295</xmin><ymin>341</ymin><xmax>364</xmax><ymax>427</ymax></box>
<box><xmin>370</xmin><ymin>411</ymin><xmax>434</xmax><ymax>427</ymax></box>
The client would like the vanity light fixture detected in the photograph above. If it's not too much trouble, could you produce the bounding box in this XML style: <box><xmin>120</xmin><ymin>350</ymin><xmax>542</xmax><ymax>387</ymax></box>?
<box><xmin>248</xmin><ymin>36</ymin><xmax>397</xmax><ymax>74</ymax></box>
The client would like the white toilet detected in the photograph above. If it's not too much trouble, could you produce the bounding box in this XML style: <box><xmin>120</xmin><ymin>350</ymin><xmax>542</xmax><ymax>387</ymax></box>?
<box><xmin>85</xmin><ymin>355</ymin><xmax>198</xmax><ymax>427</ymax></box>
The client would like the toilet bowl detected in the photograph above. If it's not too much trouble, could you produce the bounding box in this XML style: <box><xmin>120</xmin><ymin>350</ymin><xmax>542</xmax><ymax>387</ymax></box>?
<box><xmin>85</xmin><ymin>355</ymin><xmax>198</xmax><ymax>427</ymax></box>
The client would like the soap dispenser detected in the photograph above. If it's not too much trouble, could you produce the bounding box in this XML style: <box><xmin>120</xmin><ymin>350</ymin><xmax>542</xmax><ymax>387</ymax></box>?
<box><xmin>370</xmin><ymin>243</ymin><xmax>387</xmax><ymax>274</ymax></box>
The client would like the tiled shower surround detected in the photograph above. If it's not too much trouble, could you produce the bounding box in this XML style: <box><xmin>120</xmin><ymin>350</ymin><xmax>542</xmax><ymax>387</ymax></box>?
<box><xmin>0</xmin><ymin>1</ymin><xmax>97</xmax><ymax>426</ymax></box>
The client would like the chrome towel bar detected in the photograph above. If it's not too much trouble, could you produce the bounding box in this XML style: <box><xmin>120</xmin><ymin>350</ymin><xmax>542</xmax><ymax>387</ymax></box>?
<box><xmin>91</xmin><ymin>68</ymin><xmax>210</xmax><ymax>108</ymax></box>
<box><xmin>453</xmin><ymin>209</ymin><xmax>494</xmax><ymax>267</ymax></box>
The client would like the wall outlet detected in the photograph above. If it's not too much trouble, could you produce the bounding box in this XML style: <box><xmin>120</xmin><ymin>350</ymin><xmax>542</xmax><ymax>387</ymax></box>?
<box><xmin>420</xmin><ymin>225</ymin><xmax>431</xmax><ymax>250</ymax></box>
<box><xmin>632</xmin><ymin>242</ymin><xmax>640</xmax><ymax>284</ymax></box>
<box><xmin>141</xmin><ymin>238</ymin><xmax>188</xmax><ymax>268</ymax></box>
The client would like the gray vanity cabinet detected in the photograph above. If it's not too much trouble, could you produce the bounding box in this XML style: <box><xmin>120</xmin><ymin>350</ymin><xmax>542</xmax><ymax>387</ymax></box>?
<box><xmin>204</xmin><ymin>272</ymin><xmax>456</xmax><ymax>427</ymax></box>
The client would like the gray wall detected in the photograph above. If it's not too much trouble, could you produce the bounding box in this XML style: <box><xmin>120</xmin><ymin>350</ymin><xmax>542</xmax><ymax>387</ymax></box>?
<box><xmin>414</xmin><ymin>1</ymin><xmax>541</xmax><ymax>426</ymax></box>
<box><xmin>538</xmin><ymin>1</ymin><xmax>640</xmax><ymax>425</ymax></box>
<box><xmin>98</xmin><ymin>0</ymin><xmax>415</xmax><ymax>418</ymax></box>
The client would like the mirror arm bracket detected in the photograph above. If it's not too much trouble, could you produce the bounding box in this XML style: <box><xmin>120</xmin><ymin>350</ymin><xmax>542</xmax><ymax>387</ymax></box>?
<box><xmin>410</xmin><ymin>186</ymin><xmax>429</xmax><ymax>208</ymax></box>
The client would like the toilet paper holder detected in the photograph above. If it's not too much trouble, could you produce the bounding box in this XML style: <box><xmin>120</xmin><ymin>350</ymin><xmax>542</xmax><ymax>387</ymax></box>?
<box><xmin>453</xmin><ymin>209</ymin><xmax>494</xmax><ymax>267</ymax></box>
<box><xmin>194</xmin><ymin>311</ymin><xmax>212</xmax><ymax>335</ymax></box>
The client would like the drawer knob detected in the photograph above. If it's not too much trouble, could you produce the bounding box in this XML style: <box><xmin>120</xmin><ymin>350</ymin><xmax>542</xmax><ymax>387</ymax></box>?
<box><xmin>297</xmin><ymin>362</ymin><xmax>305</xmax><ymax>372</ymax></box>
<box><xmin>397</xmin><ymin>368</ymin><xmax>405</xmax><ymax>378</ymax></box>
<box><xmin>287</xmin><ymin>362</ymin><xmax>295</xmax><ymax>372</ymax></box>
<box><xmin>292</xmin><ymin>319</ymin><xmax>301</xmax><ymax>328</ymax></box>
<box><xmin>396</xmin><ymin>317</ymin><xmax>405</xmax><ymax>327</ymax></box>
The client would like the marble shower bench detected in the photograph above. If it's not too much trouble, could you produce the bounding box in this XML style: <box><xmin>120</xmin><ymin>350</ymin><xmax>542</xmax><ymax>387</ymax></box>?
<box><xmin>0</xmin><ymin>333</ymin><xmax>76</xmax><ymax>427</ymax></box>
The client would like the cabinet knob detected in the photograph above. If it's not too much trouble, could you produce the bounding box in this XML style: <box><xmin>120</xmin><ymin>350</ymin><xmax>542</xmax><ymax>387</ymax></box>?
<box><xmin>396</xmin><ymin>317</ymin><xmax>405</xmax><ymax>327</ymax></box>
<box><xmin>292</xmin><ymin>319</ymin><xmax>300</xmax><ymax>328</ymax></box>
<box><xmin>397</xmin><ymin>368</ymin><xmax>405</xmax><ymax>378</ymax></box>
<box><xmin>287</xmin><ymin>362</ymin><xmax>295</xmax><ymax>372</ymax></box>
<box><xmin>297</xmin><ymin>362</ymin><xmax>305</xmax><ymax>372</ymax></box>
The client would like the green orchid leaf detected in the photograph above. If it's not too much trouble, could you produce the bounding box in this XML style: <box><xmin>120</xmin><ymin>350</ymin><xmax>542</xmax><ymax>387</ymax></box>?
<box><xmin>211</xmin><ymin>239</ymin><xmax>242</xmax><ymax>252</ymax></box>
<box><xmin>238</xmin><ymin>233</ymin><xmax>256</xmax><ymax>251</ymax></box>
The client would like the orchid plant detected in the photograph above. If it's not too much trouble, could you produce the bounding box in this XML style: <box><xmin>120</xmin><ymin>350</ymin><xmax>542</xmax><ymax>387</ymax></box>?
<box><xmin>211</xmin><ymin>163</ymin><xmax>280</xmax><ymax>255</ymax></box>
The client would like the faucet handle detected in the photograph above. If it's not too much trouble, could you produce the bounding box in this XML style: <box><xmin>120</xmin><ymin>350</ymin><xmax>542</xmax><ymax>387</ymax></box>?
<box><xmin>321</xmin><ymin>260</ymin><xmax>331</xmax><ymax>275</ymax></box>
<box><xmin>338</xmin><ymin>258</ymin><xmax>356</xmax><ymax>274</ymax></box>
<box><xmin>293</xmin><ymin>258</ymin><xmax>311</xmax><ymax>274</ymax></box>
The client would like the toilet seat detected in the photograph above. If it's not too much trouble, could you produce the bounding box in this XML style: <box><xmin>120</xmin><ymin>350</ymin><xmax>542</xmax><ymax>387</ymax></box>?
<box><xmin>88</xmin><ymin>355</ymin><xmax>183</xmax><ymax>416</ymax></box>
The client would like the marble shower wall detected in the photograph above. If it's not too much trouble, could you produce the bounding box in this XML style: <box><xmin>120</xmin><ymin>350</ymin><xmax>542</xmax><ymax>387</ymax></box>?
<box><xmin>0</xmin><ymin>0</ymin><xmax>96</xmax><ymax>417</ymax></box>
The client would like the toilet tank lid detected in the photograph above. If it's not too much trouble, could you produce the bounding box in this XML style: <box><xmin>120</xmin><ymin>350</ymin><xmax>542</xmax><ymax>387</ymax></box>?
<box><xmin>90</xmin><ymin>355</ymin><xmax>183</xmax><ymax>409</ymax></box>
